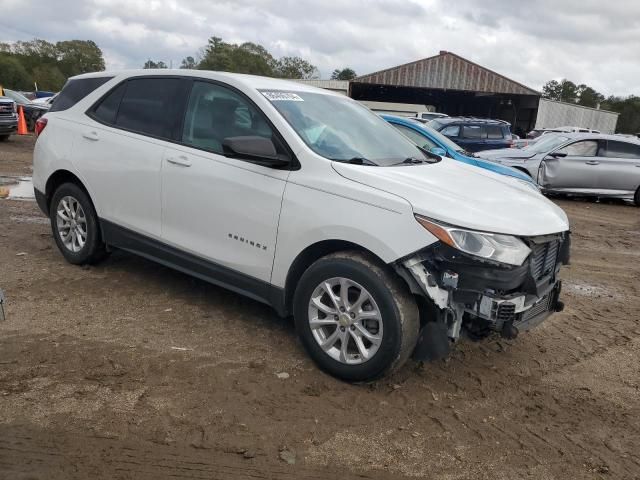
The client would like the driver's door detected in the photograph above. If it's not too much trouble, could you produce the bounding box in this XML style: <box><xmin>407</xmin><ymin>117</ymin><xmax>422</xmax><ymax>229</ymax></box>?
<box><xmin>161</xmin><ymin>80</ymin><xmax>290</xmax><ymax>284</ymax></box>
<box><xmin>539</xmin><ymin>139</ymin><xmax>604</xmax><ymax>192</ymax></box>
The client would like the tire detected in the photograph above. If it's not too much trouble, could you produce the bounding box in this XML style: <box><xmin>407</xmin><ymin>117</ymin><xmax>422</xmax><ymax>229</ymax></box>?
<box><xmin>293</xmin><ymin>251</ymin><xmax>419</xmax><ymax>382</ymax></box>
<box><xmin>635</xmin><ymin>187</ymin><xmax>640</xmax><ymax>207</ymax></box>
<box><xmin>50</xmin><ymin>182</ymin><xmax>107</xmax><ymax>265</ymax></box>
<box><xmin>0</xmin><ymin>135</ymin><xmax>9</xmax><ymax>142</ymax></box>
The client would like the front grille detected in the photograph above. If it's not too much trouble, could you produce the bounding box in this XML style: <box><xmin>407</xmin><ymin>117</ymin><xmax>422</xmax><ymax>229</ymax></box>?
<box><xmin>530</xmin><ymin>240</ymin><xmax>559</xmax><ymax>280</ymax></box>
<box><xmin>0</xmin><ymin>104</ymin><xmax>14</xmax><ymax>117</ymax></box>
<box><xmin>496</xmin><ymin>302</ymin><xmax>516</xmax><ymax>323</ymax></box>
<box><xmin>522</xmin><ymin>293</ymin><xmax>552</xmax><ymax>321</ymax></box>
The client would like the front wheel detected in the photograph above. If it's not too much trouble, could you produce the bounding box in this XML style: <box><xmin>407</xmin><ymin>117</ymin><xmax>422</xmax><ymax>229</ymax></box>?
<box><xmin>293</xmin><ymin>251</ymin><xmax>419</xmax><ymax>382</ymax></box>
<box><xmin>635</xmin><ymin>186</ymin><xmax>640</xmax><ymax>207</ymax></box>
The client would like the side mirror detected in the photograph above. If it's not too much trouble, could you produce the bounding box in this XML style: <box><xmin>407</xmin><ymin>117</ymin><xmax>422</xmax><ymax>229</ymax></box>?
<box><xmin>550</xmin><ymin>151</ymin><xmax>567</xmax><ymax>158</ymax></box>
<box><xmin>222</xmin><ymin>136</ymin><xmax>289</xmax><ymax>167</ymax></box>
<box><xmin>429</xmin><ymin>146</ymin><xmax>447</xmax><ymax>157</ymax></box>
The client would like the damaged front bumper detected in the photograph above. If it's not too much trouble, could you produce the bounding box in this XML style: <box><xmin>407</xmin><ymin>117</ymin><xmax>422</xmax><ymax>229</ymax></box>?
<box><xmin>396</xmin><ymin>232</ymin><xmax>570</xmax><ymax>346</ymax></box>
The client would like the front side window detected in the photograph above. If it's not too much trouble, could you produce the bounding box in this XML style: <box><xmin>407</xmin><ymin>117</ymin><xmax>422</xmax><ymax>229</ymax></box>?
<box><xmin>263</xmin><ymin>91</ymin><xmax>428</xmax><ymax>165</ymax></box>
<box><xmin>440</xmin><ymin>125</ymin><xmax>460</xmax><ymax>137</ymax></box>
<box><xmin>603</xmin><ymin>140</ymin><xmax>640</xmax><ymax>159</ymax></box>
<box><xmin>182</xmin><ymin>81</ymin><xmax>274</xmax><ymax>154</ymax></box>
<box><xmin>526</xmin><ymin>134</ymin><xmax>570</xmax><ymax>153</ymax></box>
<box><xmin>392</xmin><ymin>124</ymin><xmax>437</xmax><ymax>150</ymax></box>
<box><xmin>114</xmin><ymin>78</ymin><xmax>185</xmax><ymax>139</ymax></box>
<box><xmin>560</xmin><ymin>140</ymin><xmax>599</xmax><ymax>157</ymax></box>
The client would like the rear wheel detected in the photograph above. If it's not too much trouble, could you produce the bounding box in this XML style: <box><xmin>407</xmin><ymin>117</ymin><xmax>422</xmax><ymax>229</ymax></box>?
<box><xmin>293</xmin><ymin>251</ymin><xmax>419</xmax><ymax>382</ymax></box>
<box><xmin>635</xmin><ymin>186</ymin><xmax>640</xmax><ymax>207</ymax></box>
<box><xmin>50</xmin><ymin>183</ymin><xmax>107</xmax><ymax>265</ymax></box>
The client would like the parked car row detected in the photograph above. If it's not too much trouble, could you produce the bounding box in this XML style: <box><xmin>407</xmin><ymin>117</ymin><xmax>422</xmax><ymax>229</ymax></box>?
<box><xmin>2</xmin><ymin>88</ymin><xmax>49</xmax><ymax>131</ymax></box>
<box><xmin>33</xmin><ymin>70</ymin><xmax>570</xmax><ymax>381</ymax></box>
<box><xmin>478</xmin><ymin>133</ymin><xmax>640</xmax><ymax>205</ymax></box>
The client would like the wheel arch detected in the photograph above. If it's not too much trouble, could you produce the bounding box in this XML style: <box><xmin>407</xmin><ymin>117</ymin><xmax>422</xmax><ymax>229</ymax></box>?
<box><xmin>44</xmin><ymin>169</ymin><xmax>91</xmax><ymax>212</ymax></box>
<box><xmin>282</xmin><ymin>239</ymin><xmax>386</xmax><ymax>316</ymax></box>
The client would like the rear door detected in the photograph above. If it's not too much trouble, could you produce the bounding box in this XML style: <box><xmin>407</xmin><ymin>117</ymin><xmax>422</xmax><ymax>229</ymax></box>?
<box><xmin>160</xmin><ymin>80</ymin><xmax>291</xmax><ymax>284</ymax></box>
<box><xmin>539</xmin><ymin>139</ymin><xmax>604</xmax><ymax>192</ymax></box>
<box><xmin>598</xmin><ymin>140</ymin><xmax>640</xmax><ymax>195</ymax></box>
<box><xmin>75</xmin><ymin>76</ymin><xmax>189</xmax><ymax>237</ymax></box>
<box><xmin>484</xmin><ymin>124</ymin><xmax>511</xmax><ymax>150</ymax></box>
<box><xmin>458</xmin><ymin>124</ymin><xmax>485</xmax><ymax>152</ymax></box>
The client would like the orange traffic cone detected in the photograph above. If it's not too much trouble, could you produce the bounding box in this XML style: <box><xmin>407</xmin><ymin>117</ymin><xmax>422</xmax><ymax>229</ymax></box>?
<box><xmin>17</xmin><ymin>106</ymin><xmax>28</xmax><ymax>135</ymax></box>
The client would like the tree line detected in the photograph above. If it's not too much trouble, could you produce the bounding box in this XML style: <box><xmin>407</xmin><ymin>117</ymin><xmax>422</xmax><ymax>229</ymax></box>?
<box><xmin>143</xmin><ymin>36</ymin><xmax>358</xmax><ymax>81</ymax></box>
<box><xmin>542</xmin><ymin>79</ymin><xmax>639</xmax><ymax>134</ymax></box>
<box><xmin>0</xmin><ymin>36</ymin><xmax>358</xmax><ymax>92</ymax></box>
<box><xmin>0</xmin><ymin>39</ymin><xmax>105</xmax><ymax>91</ymax></box>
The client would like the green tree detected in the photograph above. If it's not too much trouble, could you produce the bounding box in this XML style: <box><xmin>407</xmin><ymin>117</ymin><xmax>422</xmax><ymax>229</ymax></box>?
<box><xmin>56</xmin><ymin>40</ymin><xmax>105</xmax><ymax>77</ymax></box>
<box><xmin>143</xmin><ymin>60</ymin><xmax>167</xmax><ymax>69</ymax></box>
<box><xmin>180</xmin><ymin>56</ymin><xmax>197</xmax><ymax>69</ymax></box>
<box><xmin>32</xmin><ymin>65</ymin><xmax>66</xmax><ymax>91</ymax></box>
<box><xmin>576</xmin><ymin>84</ymin><xmax>604</xmax><ymax>108</ymax></box>
<box><xmin>0</xmin><ymin>54</ymin><xmax>32</xmax><ymax>90</ymax></box>
<box><xmin>601</xmin><ymin>95</ymin><xmax>640</xmax><ymax>134</ymax></box>
<box><xmin>198</xmin><ymin>36</ymin><xmax>318</xmax><ymax>79</ymax></box>
<box><xmin>331</xmin><ymin>67</ymin><xmax>357</xmax><ymax>80</ymax></box>
<box><xmin>542</xmin><ymin>79</ymin><xmax>578</xmax><ymax>103</ymax></box>
<box><xmin>275</xmin><ymin>56</ymin><xmax>319</xmax><ymax>79</ymax></box>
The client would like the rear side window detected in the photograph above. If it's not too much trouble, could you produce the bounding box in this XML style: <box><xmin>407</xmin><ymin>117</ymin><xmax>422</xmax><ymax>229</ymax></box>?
<box><xmin>603</xmin><ymin>140</ymin><xmax>640</xmax><ymax>159</ymax></box>
<box><xmin>92</xmin><ymin>83</ymin><xmax>126</xmax><ymax>125</ymax></box>
<box><xmin>49</xmin><ymin>77</ymin><xmax>113</xmax><ymax>112</ymax></box>
<box><xmin>462</xmin><ymin>125</ymin><xmax>485</xmax><ymax>139</ymax></box>
<box><xmin>115</xmin><ymin>78</ymin><xmax>186</xmax><ymax>139</ymax></box>
<box><xmin>486</xmin><ymin>125</ymin><xmax>505</xmax><ymax>139</ymax></box>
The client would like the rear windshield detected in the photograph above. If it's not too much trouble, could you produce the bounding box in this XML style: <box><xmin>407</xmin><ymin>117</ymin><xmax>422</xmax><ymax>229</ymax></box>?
<box><xmin>49</xmin><ymin>77</ymin><xmax>113</xmax><ymax>112</ymax></box>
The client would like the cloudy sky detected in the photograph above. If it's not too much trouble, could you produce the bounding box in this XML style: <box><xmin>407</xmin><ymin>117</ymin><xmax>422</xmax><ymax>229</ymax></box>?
<box><xmin>1</xmin><ymin>0</ymin><xmax>638</xmax><ymax>96</ymax></box>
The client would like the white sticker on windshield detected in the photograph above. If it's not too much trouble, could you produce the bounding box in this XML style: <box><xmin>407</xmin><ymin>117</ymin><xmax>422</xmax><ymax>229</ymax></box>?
<box><xmin>262</xmin><ymin>91</ymin><xmax>304</xmax><ymax>102</ymax></box>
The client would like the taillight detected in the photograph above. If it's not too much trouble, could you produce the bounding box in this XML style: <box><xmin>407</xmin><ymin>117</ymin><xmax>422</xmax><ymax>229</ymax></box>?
<box><xmin>35</xmin><ymin>117</ymin><xmax>48</xmax><ymax>137</ymax></box>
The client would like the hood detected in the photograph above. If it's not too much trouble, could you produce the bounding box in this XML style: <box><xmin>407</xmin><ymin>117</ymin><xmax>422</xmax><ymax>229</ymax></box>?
<box><xmin>332</xmin><ymin>158</ymin><xmax>569</xmax><ymax>237</ymax></box>
<box><xmin>477</xmin><ymin>148</ymin><xmax>536</xmax><ymax>161</ymax></box>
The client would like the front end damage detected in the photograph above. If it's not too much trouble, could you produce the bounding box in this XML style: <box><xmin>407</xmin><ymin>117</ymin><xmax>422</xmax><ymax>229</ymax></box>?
<box><xmin>396</xmin><ymin>232</ymin><xmax>570</xmax><ymax>360</ymax></box>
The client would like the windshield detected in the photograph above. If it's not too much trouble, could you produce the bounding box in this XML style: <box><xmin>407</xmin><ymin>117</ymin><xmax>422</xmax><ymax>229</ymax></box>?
<box><xmin>262</xmin><ymin>91</ymin><xmax>427</xmax><ymax>165</ymax></box>
<box><xmin>408</xmin><ymin>120</ymin><xmax>464</xmax><ymax>152</ymax></box>
<box><xmin>524</xmin><ymin>134</ymin><xmax>571</xmax><ymax>154</ymax></box>
<box><xmin>4</xmin><ymin>89</ymin><xmax>31</xmax><ymax>105</ymax></box>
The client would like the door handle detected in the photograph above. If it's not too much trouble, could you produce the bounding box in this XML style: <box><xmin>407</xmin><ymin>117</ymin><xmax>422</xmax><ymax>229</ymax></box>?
<box><xmin>585</xmin><ymin>161</ymin><xmax>599</xmax><ymax>165</ymax></box>
<box><xmin>166</xmin><ymin>156</ymin><xmax>192</xmax><ymax>167</ymax></box>
<box><xmin>82</xmin><ymin>131</ymin><xmax>99</xmax><ymax>141</ymax></box>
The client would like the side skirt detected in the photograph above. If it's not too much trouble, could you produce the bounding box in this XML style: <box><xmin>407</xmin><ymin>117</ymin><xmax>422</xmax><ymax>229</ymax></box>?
<box><xmin>100</xmin><ymin>219</ymin><xmax>287</xmax><ymax>316</ymax></box>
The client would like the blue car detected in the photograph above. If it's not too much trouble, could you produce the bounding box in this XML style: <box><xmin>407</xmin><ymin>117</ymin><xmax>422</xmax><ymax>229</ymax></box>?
<box><xmin>382</xmin><ymin>115</ymin><xmax>536</xmax><ymax>186</ymax></box>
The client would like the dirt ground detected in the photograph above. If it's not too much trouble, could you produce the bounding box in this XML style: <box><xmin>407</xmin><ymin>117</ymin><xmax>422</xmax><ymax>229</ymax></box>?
<box><xmin>1</xmin><ymin>135</ymin><xmax>639</xmax><ymax>479</ymax></box>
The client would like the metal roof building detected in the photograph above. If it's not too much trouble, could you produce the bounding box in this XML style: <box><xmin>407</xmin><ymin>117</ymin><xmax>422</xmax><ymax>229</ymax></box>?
<box><xmin>350</xmin><ymin>51</ymin><xmax>541</xmax><ymax>135</ymax></box>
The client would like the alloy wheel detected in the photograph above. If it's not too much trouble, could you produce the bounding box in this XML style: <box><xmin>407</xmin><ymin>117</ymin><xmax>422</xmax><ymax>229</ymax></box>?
<box><xmin>307</xmin><ymin>277</ymin><xmax>383</xmax><ymax>365</ymax></box>
<box><xmin>56</xmin><ymin>196</ymin><xmax>88</xmax><ymax>253</ymax></box>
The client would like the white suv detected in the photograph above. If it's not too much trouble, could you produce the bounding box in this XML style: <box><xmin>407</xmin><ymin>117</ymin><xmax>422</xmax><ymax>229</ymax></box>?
<box><xmin>33</xmin><ymin>70</ymin><xmax>570</xmax><ymax>381</ymax></box>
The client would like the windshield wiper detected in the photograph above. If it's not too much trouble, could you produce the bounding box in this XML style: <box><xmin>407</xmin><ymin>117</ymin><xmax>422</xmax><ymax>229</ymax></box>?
<box><xmin>391</xmin><ymin>157</ymin><xmax>427</xmax><ymax>166</ymax></box>
<box><xmin>332</xmin><ymin>157</ymin><xmax>378</xmax><ymax>166</ymax></box>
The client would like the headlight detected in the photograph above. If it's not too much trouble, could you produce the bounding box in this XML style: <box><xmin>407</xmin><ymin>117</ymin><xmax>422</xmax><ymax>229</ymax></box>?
<box><xmin>415</xmin><ymin>215</ymin><xmax>531</xmax><ymax>266</ymax></box>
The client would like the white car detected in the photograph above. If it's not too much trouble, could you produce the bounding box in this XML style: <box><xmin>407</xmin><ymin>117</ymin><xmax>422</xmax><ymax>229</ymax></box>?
<box><xmin>33</xmin><ymin>70</ymin><xmax>570</xmax><ymax>381</ymax></box>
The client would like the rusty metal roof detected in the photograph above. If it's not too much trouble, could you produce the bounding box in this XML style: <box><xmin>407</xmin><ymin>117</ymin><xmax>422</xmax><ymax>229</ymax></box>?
<box><xmin>354</xmin><ymin>51</ymin><xmax>540</xmax><ymax>96</ymax></box>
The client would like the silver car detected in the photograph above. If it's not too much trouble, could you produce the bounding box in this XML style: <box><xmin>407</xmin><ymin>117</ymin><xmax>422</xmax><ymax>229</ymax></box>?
<box><xmin>478</xmin><ymin>133</ymin><xmax>640</xmax><ymax>205</ymax></box>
